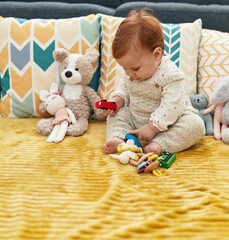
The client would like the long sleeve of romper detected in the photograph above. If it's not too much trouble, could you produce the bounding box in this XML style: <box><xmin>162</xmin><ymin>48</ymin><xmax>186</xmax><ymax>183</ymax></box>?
<box><xmin>149</xmin><ymin>60</ymin><xmax>187</xmax><ymax>131</ymax></box>
<box><xmin>149</xmin><ymin>77</ymin><xmax>186</xmax><ymax>131</ymax></box>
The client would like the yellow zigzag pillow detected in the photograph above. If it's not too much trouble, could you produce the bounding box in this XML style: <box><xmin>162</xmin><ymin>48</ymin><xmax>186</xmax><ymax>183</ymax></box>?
<box><xmin>197</xmin><ymin>28</ymin><xmax>229</xmax><ymax>100</ymax></box>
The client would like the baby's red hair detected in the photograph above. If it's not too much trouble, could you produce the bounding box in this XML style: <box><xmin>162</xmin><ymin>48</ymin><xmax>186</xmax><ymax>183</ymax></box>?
<box><xmin>112</xmin><ymin>9</ymin><xmax>164</xmax><ymax>59</ymax></box>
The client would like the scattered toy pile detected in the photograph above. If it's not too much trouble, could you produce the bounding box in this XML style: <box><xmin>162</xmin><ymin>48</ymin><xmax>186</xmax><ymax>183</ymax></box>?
<box><xmin>110</xmin><ymin>134</ymin><xmax>176</xmax><ymax>177</ymax></box>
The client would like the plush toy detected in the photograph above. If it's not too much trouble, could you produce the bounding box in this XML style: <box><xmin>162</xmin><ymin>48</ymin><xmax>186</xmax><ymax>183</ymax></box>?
<box><xmin>39</xmin><ymin>83</ymin><xmax>76</xmax><ymax>143</ymax></box>
<box><xmin>205</xmin><ymin>76</ymin><xmax>229</xmax><ymax>143</ymax></box>
<box><xmin>37</xmin><ymin>48</ymin><xmax>106</xmax><ymax>137</ymax></box>
<box><xmin>190</xmin><ymin>94</ymin><xmax>213</xmax><ymax>135</ymax></box>
<box><xmin>110</xmin><ymin>139</ymin><xmax>143</xmax><ymax>165</ymax></box>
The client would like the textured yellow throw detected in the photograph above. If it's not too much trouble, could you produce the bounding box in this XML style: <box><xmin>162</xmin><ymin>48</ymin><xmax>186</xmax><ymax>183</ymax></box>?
<box><xmin>1</xmin><ymin>118</ymin><xmax>229</xmax><ymax>239</ymax></box>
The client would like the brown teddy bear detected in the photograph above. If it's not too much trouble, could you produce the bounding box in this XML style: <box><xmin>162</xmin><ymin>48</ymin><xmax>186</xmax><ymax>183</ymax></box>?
<box><xmin>37</xmin><ymin>48</ymin><xmax>106</xmax><ymax>137</ymax></box>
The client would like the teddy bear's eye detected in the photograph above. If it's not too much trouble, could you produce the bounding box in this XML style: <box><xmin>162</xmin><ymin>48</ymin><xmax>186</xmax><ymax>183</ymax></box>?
<box><xmin>75</xmin><ymin>68</ymin><xmax>79</xmax><ymax>71</ymax></box>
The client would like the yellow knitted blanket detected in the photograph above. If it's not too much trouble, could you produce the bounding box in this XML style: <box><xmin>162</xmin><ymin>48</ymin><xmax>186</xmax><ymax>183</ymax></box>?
<box><xmin>1</xmin><ymin>118</ymin><xmax>229</xmax><ymax>239</ymax></box>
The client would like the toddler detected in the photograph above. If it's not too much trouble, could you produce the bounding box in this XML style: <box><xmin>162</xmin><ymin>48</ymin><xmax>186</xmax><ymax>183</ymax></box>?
<box><xmin>103</xmin><ymin>9</ymin><xmax>205</xmax><ymax>155</ymax></box>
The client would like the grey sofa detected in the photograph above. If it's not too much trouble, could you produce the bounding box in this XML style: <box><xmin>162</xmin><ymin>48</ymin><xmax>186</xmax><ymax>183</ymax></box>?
<box><xmin>1</xmin><ymin>0</ymin><xmax>229</xmax><ymax>32</ymax></box>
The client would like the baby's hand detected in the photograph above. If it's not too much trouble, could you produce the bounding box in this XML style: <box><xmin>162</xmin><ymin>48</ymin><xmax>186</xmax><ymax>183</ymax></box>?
<box><xmin>95</xmin><ymin>99</ymin><xmax>118</xmax><ymax>116</ymax></box>
<box><xmin>128</xmin><ymin>122</ymin><xmax>159</xmax><ymax>141</ymax></box>
<box><xmin>102</xmin><ymin>107</ymin><xmax>118</xmax><ymax>117</ymax></box>
<box><xmin>101</xmin><ymin>96</ymin><xmax>124</xmax><ymax>117</ymax></box>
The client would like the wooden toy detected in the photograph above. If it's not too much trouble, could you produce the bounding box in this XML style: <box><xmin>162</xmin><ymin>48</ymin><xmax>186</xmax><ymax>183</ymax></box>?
<box><xmin>95</xmin><ymin>99</ymin><xmax>117</xmax><ymax>111</ymax></box>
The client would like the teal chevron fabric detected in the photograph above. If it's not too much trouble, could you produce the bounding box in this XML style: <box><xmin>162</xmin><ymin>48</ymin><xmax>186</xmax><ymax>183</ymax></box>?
<box><xmin>33</xmin><ymin>41</ymin><xmax>55</xmax><ymax>71</ymax></box>
<box><xmin>163</xmin><ymin>24</ymin><xmax>181</xmax><ymax>66</ymax></box>
<box><xmin>1</xmin><ymin>69</ymin><xmax>10</xmax><ymax>99</ymax></box>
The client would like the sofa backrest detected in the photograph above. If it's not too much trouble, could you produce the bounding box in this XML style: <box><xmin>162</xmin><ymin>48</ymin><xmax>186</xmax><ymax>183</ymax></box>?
<box><xmin>1</xmin><ymin>1</ymin><xmax>229</xmax><ymax>32</ymax></box>
<box><xmin>115</xmin><ymin>2</ymin><xmax>229</xmax><ymax>32</ymax></box>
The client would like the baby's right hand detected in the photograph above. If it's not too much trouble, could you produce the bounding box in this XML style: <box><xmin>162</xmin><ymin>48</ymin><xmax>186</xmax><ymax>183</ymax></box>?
<box><xmin>102</xmin><ymin>102</ymin><xmax>118</xmax><ymax>116</ymax></box>
<box><xmin>102</xmin><ymin>96</ymin><xmax>124</xmax><ymax>117</ymax></box>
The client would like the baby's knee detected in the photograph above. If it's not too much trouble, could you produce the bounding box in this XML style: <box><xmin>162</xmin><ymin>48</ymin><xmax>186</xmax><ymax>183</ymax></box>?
<box><xmin>144</xmin><ymin>141</ymin><xmax>162</xmax><ymax>155</ymax></box>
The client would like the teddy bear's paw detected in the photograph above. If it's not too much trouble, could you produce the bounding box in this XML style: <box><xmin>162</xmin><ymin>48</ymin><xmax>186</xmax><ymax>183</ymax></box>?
<box><xmin>67</xmin><ymin>123</ymin><xmax>88</xmax><ymax>136</ymax></box>
<box><xmin>94</xmin><ymin>109</ymin><xmax>107</xmax><ymax>121</ymax></box>
<box><xmin>206</xmin><ymin>129</ymin><xmax>214</xmax><ymax>135</ymax></box>
<box><xmin>37</xmin><ymin>118</ymin><xmax>54</xmax><ymax>136</ymax></box>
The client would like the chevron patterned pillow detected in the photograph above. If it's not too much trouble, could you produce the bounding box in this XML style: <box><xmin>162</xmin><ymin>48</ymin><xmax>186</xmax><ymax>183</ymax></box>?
<box><xmin>0</xmin><ymin>15</ymin><xmax>100</xmax><ymax>118</ymax></box>
<box><xmin>197</xmin><ymin>29</ymin><xmax>229</xmax><ymax>100</ymax></box>
<box><xmin>98</xmin><ymin>14</ymin><xmax>202</xmax><ymax>100</ymax></box>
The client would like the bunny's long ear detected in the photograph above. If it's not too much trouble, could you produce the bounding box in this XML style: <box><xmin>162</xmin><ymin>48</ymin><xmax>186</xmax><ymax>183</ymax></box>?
<box><xmin>49</xmin><ymin>82</ymin><xmax>58</xmax><ymax>94</ymax></box>
<box><xmin>39</xmin><ymin>90</ymin><xmax>49</xmax><ymax>102</ymax></box>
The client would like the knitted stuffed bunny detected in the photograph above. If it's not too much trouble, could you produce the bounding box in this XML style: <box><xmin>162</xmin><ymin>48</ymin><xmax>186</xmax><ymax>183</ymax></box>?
<box><xmin>203</xmin><ymin>78</ymin><xmax>228</xmax><ymax>141</ymax></box>
<box><xmin>37</xmin><ymin>48</ymin><xmax>106</xmax><ymax>137</ymax></box>
<box><xmin>39</xmin><ymin>82</ymin><xmax>76</xmax><ymax>143</ymax></box>
<box><xmin>204</xmin><ymin>76</ymin><xmax>229</xmax><ymax>143</ymax></box>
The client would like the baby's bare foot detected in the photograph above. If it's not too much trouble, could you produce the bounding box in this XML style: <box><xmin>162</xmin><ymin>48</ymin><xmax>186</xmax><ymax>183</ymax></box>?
<box><xmin>104</xmin><ymin>137</ymin><xmax>124</xmax><ymax>154</ymax></box>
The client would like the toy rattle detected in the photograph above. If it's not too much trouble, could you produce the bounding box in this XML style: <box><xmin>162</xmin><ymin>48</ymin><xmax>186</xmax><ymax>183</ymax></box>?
<box><xmin>125</xmin><ymin>133</ymin><xmax>143</xmax><ymax>149</ymax></box>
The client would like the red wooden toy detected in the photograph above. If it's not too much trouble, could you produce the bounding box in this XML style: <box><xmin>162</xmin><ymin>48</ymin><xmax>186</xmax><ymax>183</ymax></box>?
<box><xmin>95</xmin><ymin>99</ymin><xmax>117</xmax><ymax>111</ymax></box>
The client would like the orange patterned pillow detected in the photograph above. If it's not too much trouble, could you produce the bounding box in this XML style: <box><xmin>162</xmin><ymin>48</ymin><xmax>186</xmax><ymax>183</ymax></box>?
<box><xmin>198</xmin><ymin>29</ymin><xmax>229</xmax><ymax>100</ymax></box>
<box><xmin>0</xmin><ymin>15</ymin><xmax>100</xmax><ymax>118</ymax></box>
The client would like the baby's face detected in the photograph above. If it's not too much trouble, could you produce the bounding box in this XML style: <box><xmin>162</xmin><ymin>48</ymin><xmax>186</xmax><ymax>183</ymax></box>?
<box><xmin>116</xmin><ymin>47</ymin><xmax>162</xmax><ymax>81</ymax></box>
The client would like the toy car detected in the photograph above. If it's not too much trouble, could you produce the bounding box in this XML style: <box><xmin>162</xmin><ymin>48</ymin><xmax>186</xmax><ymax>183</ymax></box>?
<box><xmin>95</xmin><ymin>99</ymin><xmax>117</xmax><ymax>111</ymax></box>
<box><xmin>160</xmin><ymin>151</ymin><xmax>176</xmax><ymax>169</ymax></box>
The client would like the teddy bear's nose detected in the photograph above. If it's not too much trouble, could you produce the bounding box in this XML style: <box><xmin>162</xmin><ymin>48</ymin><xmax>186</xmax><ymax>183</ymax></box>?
<box><xmin>65</xmin><ymin>71</ymin><xmax>72</xmax><ymax>78</ymax></box>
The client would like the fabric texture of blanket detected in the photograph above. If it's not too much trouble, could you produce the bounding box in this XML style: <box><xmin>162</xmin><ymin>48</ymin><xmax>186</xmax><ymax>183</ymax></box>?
<box><xmin>0</xmin><ymin>118</ymin><xmax>229</xmax><ymax>239</ymax></box>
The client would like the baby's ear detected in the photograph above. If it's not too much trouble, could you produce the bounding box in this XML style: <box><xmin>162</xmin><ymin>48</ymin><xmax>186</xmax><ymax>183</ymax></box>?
<box><xmin>53</xmin><ymin>48</ymin><xmax>69</xmax><ymax>63</ymax></box>
<box><xmin>39</xmin><ymin>90</ymin><xmax>49</xmax><ymax>102</ymax></box>
<box><xmin>84</xmin><ymin>48</ymin><xmax>99</xmax><ymax>64</ymax></box>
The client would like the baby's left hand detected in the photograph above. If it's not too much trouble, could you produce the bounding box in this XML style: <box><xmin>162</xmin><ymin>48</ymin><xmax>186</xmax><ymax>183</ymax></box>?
<box><xmin>128</xmin><ymin>123</ymin><xmax>158</xmax><ymax>141</ymax></box>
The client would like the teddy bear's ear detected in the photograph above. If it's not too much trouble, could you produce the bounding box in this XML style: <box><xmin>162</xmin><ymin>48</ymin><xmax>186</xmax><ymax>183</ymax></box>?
<box><xmin>53</xmin><ymin>48</ymin><xmax>69</xmax><ymax>63</ymax></box>
<box><xmin>84</xmin><ymin>48</ymin><xmax>99</xmax><ymax>64</ymax></box>
<box><xmin>39</xmin><ymin>90</ymin><xmax>49</xmax><ymax>102</ymax></box>
<box><xmin>49</xmin><ymin>82</ymin><xmax>58</xmax><ymax>94</ymax></box>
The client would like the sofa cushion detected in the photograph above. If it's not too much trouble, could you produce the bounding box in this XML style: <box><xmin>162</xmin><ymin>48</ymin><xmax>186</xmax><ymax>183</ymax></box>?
<box><xmin>197</xmin><ymin>28</ymin><xmax>229</xmax><ymax>100</ymax></box>
<box><xmin>0</xmin><ymin>15</ymin><xmax>100</xmax><ymax>118</ymax></box>
<box><xmin>98</xmin><ymin>14</ymin><xmax>202</xmax><ymax>99</ymax></box>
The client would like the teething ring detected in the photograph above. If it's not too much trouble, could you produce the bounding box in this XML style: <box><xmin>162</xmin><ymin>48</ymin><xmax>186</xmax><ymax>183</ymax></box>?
<box><xmin>153</xmin><ymin>169</ymin><xmax>162</xmax><ymax>177</ymax></box>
